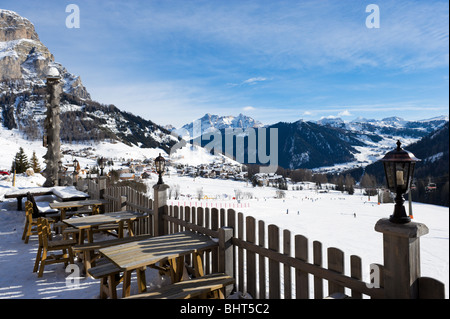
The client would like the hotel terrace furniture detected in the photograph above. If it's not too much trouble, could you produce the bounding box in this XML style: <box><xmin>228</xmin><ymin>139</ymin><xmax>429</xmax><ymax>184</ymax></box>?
<box><xmin>62</xmin><ymin>211</ymin><xmax>148</xmax><ymax>244</ymax></box>
<box><xmin>49</xmin><ymin>199</ymin><xmax>108</xmax><ymax>219</ymax></box>
<box><xmin>33</xmin><ymin>217</ymin><xmax>76</xmax><ymax>277</ymax></box>
<box><xmin>5</xmin><ymin>186</ymin><xmax>89</xmax><ymax>211</ymax></box>
<box><xmin>96</xmin><ymin>231</ymin><xmax>219</xmax><ymax>298</ymax></box>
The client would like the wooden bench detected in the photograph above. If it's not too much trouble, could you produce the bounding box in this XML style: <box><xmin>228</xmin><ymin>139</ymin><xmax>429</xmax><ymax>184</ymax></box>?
<box><xmin>73</xmin><ymin>235</ymin><xmax>153</xmax><ymax>273</ymax></box>
<box><xmin>88</xmin><ymin>259</ymin><xmax>123</xmax><ymax>299</ymax></box>
<box><xmin>124</xmin><ymin>273</ymin><xmax>235</xmax><ymax>299</ymax></box>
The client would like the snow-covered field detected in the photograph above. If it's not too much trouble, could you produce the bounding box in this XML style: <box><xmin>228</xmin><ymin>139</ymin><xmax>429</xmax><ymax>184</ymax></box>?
<box><xmin>0</xmin><ymin>172</ymin><xmax>448</xmax><ymax>299</ymax></box>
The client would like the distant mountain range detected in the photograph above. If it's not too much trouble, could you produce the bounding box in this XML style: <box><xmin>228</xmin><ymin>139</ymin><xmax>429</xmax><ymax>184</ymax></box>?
<box><xmin>346</xmin><ymin>122</ymin><xmax>449</xmax><ymax>206</ymax></box>
<box><xmin>178</xmin><ymin>113</ymin><xmax>448</xmax><ymax>171</ymax></box>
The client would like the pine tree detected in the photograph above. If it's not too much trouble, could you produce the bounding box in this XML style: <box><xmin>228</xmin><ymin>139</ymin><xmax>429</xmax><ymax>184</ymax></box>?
<box><xmin>13</xmin><ymin>147</ymin><xmax>30</xmax><ymax>174</ymax></box>
<box><xmin>30</xmin><ymin>151</ymin><xmax>41</xmax><ymax>173</ymax></box>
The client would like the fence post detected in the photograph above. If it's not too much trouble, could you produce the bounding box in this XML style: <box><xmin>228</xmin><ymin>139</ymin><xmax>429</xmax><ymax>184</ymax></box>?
<box><xmin>98</xmin><ymin>176</ymin><xmax>106</xmax><ymax>199</ymax></box>
<box><xmin>153</xmin><ymin>183</ymin><xmax>169</xmax><ymax>236</ymax></box>
<box><xmin>120</xmin><ymin>195</ymin><xmax>127</xmax><ymax>211</ymax></box>
<box><xmin>97</xmin><ymin>176</ymin><xmax>107</xmax><ymax>213</ymax></box>
<box><xmin>375</xmin><ymin>218</ymin><xmax>429</xmax><ymax>299</ymax></box>
<box><xmin>219</xmin><ymin>227</ymin><xmax>234</xmax><ymax>297</ymax></box>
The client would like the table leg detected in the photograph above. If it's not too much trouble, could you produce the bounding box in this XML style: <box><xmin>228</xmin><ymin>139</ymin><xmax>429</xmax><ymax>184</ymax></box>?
<box><xmin>92</xmin><ymin>205</ymin><xmax>100</xmax><ymax>215</ymax></box>
<box><xmin>127</xmin><ymin>220</ymin><xmax>135</xmax><ymax>237</ymax></box>
<box><xmin>118</xmin><ymin>221</ymin><xmax>124</xmax><ymax>238</ymax></box>
<box><xmin>61</xmin><ymin>208</ymin><xmax>67</xmax><ymax>220</ymax></box>
<box><xmin>136</xmin><ymin>267</ymin><xmax>147</xmax><ymax>293</ymax></box>
<box><xmin>78</xmin><ymin>229</ymin><xmax>85</xmax><ymax>245</ymax></box>
<box><xmin>17</xmin><ymin>197</ymin><xmax>23</xmax><ymax>211</ymax></box>
<box><xmin>193</xmin><ymin>251</ymin><xmax>205</xmax><ymax>278</ymax></box>
<box><xmin>122</xmin><ymin>270</ymin><xmax>132</xmax><ymax>298</ymax></box>
<box><xmin>87</xmin><ymin>229</ymin><xmax>94</xmax><ymax>243</ymax></box>
<box><xmin>169</xmin><ymin>256</ymin><xmax>185</xmax><ymax>283</ymax></box>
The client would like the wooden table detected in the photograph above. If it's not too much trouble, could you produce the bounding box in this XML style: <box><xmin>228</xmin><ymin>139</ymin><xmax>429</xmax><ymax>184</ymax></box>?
<box><xmin>99</xmin><ymin>231</ymin><xmax>219</xmax><ymax>298</ymax></box>
<box><xmin>49</xmin><ymin>199</ymin><xmax>109</xmax><ymax>219</ymax></box>
<box><xmin>4</xmin><ymin>186</ymin><xmax>89</xmax><ymax>210</ymax></box>
<box><xmin>62</xmin><ymin>211</ymin><xmax>147</xmax><ymax>244</ymax></box>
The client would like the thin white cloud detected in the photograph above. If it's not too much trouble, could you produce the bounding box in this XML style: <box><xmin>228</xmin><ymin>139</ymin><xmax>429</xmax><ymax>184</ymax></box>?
<box><xmin>243</xmin><ymin>106</ymin><xmax>256</xmax><ymax>111</ymax></box>
<box><xmin>242</xmin><ymin>77</ymin><xmax>267</xmax><ymax>85</ymax></box>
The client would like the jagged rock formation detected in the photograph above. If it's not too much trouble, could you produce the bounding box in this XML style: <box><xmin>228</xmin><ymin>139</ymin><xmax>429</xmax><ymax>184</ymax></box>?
<box><xmin>0</xmin><ymin>9</ymin><xmax>90</xmax><ymax>98</ymax></box>
<box><xmin>0</xmin><ymin>9</ymin><xmax>179</xmax><ymax>152</ymax></box>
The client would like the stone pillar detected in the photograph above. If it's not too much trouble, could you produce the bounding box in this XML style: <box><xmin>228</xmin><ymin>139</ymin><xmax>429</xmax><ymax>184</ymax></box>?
<box><xmin>375</xmin><ymin>218</ymin><xmax>429</xmax><ymax>299</ymax></box>
<box><xmin>153</xmin><ymin>183</ymin><xmax>169</xmax><ymax>236</ymax></box>
<box><xmin>43</xmin><ymin>67</ymin><xmax>62</xmax><ymax>187</ymax></box>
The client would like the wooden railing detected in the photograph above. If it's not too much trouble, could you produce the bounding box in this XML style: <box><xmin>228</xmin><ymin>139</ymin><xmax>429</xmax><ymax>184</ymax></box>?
<box><xmin>163</xmin><ymin>204</ymin><xmax>385</xmax><ymax>299</ymax></box>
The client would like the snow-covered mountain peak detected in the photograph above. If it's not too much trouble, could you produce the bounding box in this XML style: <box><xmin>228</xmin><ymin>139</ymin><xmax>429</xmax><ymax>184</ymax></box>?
<box><xmin>174</xmin><ymin>113</ymin><xmax>264</xmax><ymax>139</ymax></box>
<box><xmin>0</xmin><ymin>9</ymin><xmax>90</xmax><ymax>99</ymax></box>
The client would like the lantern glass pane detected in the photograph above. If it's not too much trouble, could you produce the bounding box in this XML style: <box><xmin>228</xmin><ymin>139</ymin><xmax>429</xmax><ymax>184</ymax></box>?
<box><xmin>395</xmin><ymin>162</ymin><xmax>410</xmax><ymax>192</ymax></box>
<box><xmin>384</xmin><ymin>162</ymin><xmax>395</xmax><ymax>190</ymax></box>
<box><xmin>405</xmin><ymin>162</ymin><xmax>415</xmax><ymax>193</ymax></box>
<box><xmin>155</xmin><ymin>157</ymin><xmax>165</xmax><ymax>173</ymax></box>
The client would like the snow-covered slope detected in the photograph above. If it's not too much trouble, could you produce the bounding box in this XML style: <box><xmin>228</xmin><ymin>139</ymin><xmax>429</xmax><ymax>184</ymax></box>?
<box><xmin>312</xmin><ymin>115</ymin><xmax>448</xmax><ymax>173</ymax></box>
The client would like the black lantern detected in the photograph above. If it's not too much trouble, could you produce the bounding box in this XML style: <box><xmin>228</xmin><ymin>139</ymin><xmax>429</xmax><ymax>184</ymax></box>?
<box><xmin>73</xmin><ymin>159</ymin><xmax>79</xmax><ymax>174</ymax></box>
<box><xmin>155</xmin><ymin>153</ymin><xmax>166</xmax><ymax>185</ymax></box>
<box><xmin>381</xmin><ymin>140</ymin><xmax>420</xmax><ymax>224</ymax></box>
<box><xmin>99</xmin><ymin>157</ymin><xmax>105</xmax><ymax>176</ymax></box>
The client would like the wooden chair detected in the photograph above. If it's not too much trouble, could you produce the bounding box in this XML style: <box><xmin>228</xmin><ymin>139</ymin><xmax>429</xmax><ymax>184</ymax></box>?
<box><xmin>33</xmin><ymin>217</ymin><xmax>76</xmax><ymax>277</ymax></box>
<box><xmin>22</xmin><ymin>200</ymin><xmax>57</xmax><ymax>244</ymax></box>
<box><xmin>26</xmin><ymin>192</ymin><xmax>59</xmax><ymax>218</ymax></box>
<box><xmin>22</xmin><ymin>201</ymin><xmax>38</xmax><ymax>244</ymax></box>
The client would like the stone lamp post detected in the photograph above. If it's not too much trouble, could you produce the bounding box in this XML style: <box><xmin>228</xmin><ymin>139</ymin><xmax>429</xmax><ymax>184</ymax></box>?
<box><xmin>43</xmin><ymin>66</ymin><xmax>62</xmax><ymax>187</ymax></box>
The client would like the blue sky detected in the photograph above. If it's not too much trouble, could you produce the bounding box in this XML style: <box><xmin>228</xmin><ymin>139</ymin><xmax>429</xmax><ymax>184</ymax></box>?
<box><xmin>2</xmin><ymin>0</ymin><xmax>448</xmax><ymax>127</ymax></box>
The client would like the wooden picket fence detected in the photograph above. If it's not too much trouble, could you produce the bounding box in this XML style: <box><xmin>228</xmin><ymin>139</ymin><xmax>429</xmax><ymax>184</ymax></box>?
<box><xmin>163</xmin><ymin>204</ymin><xmax>385</xmax><ymax>299</ymax></box>
<box><xmin>84</xmin><ymin>182</ymin><xmax>444</xmax><ymax>299</ymax></box>
<box><xmin>103</xmin><ymin>186</ymin><xmax>155</xmax><ymax>236</ymax></box>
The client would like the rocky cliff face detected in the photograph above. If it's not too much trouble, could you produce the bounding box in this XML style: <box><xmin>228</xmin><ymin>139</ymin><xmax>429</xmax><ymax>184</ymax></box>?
<box><xmin>0</xmin><ymin>9</ymin><xmax>39</xmax><ymax>42</ymax></box>
<box><xmin>0</xmin><ymin>9</ymin><xmax>89</xmax><ymax>99</ymax></box>
<box><xmin>0</xmin><ymin>9</ymin><xmax>179</xmax><ymax>152</ymax></box>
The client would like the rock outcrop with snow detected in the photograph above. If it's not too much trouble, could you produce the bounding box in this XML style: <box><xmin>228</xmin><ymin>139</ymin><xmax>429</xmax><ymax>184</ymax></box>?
<box><xmin>0</xmin><ymin>9</ymin><xmax>90</xmax><ymax>99</ymax></box>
